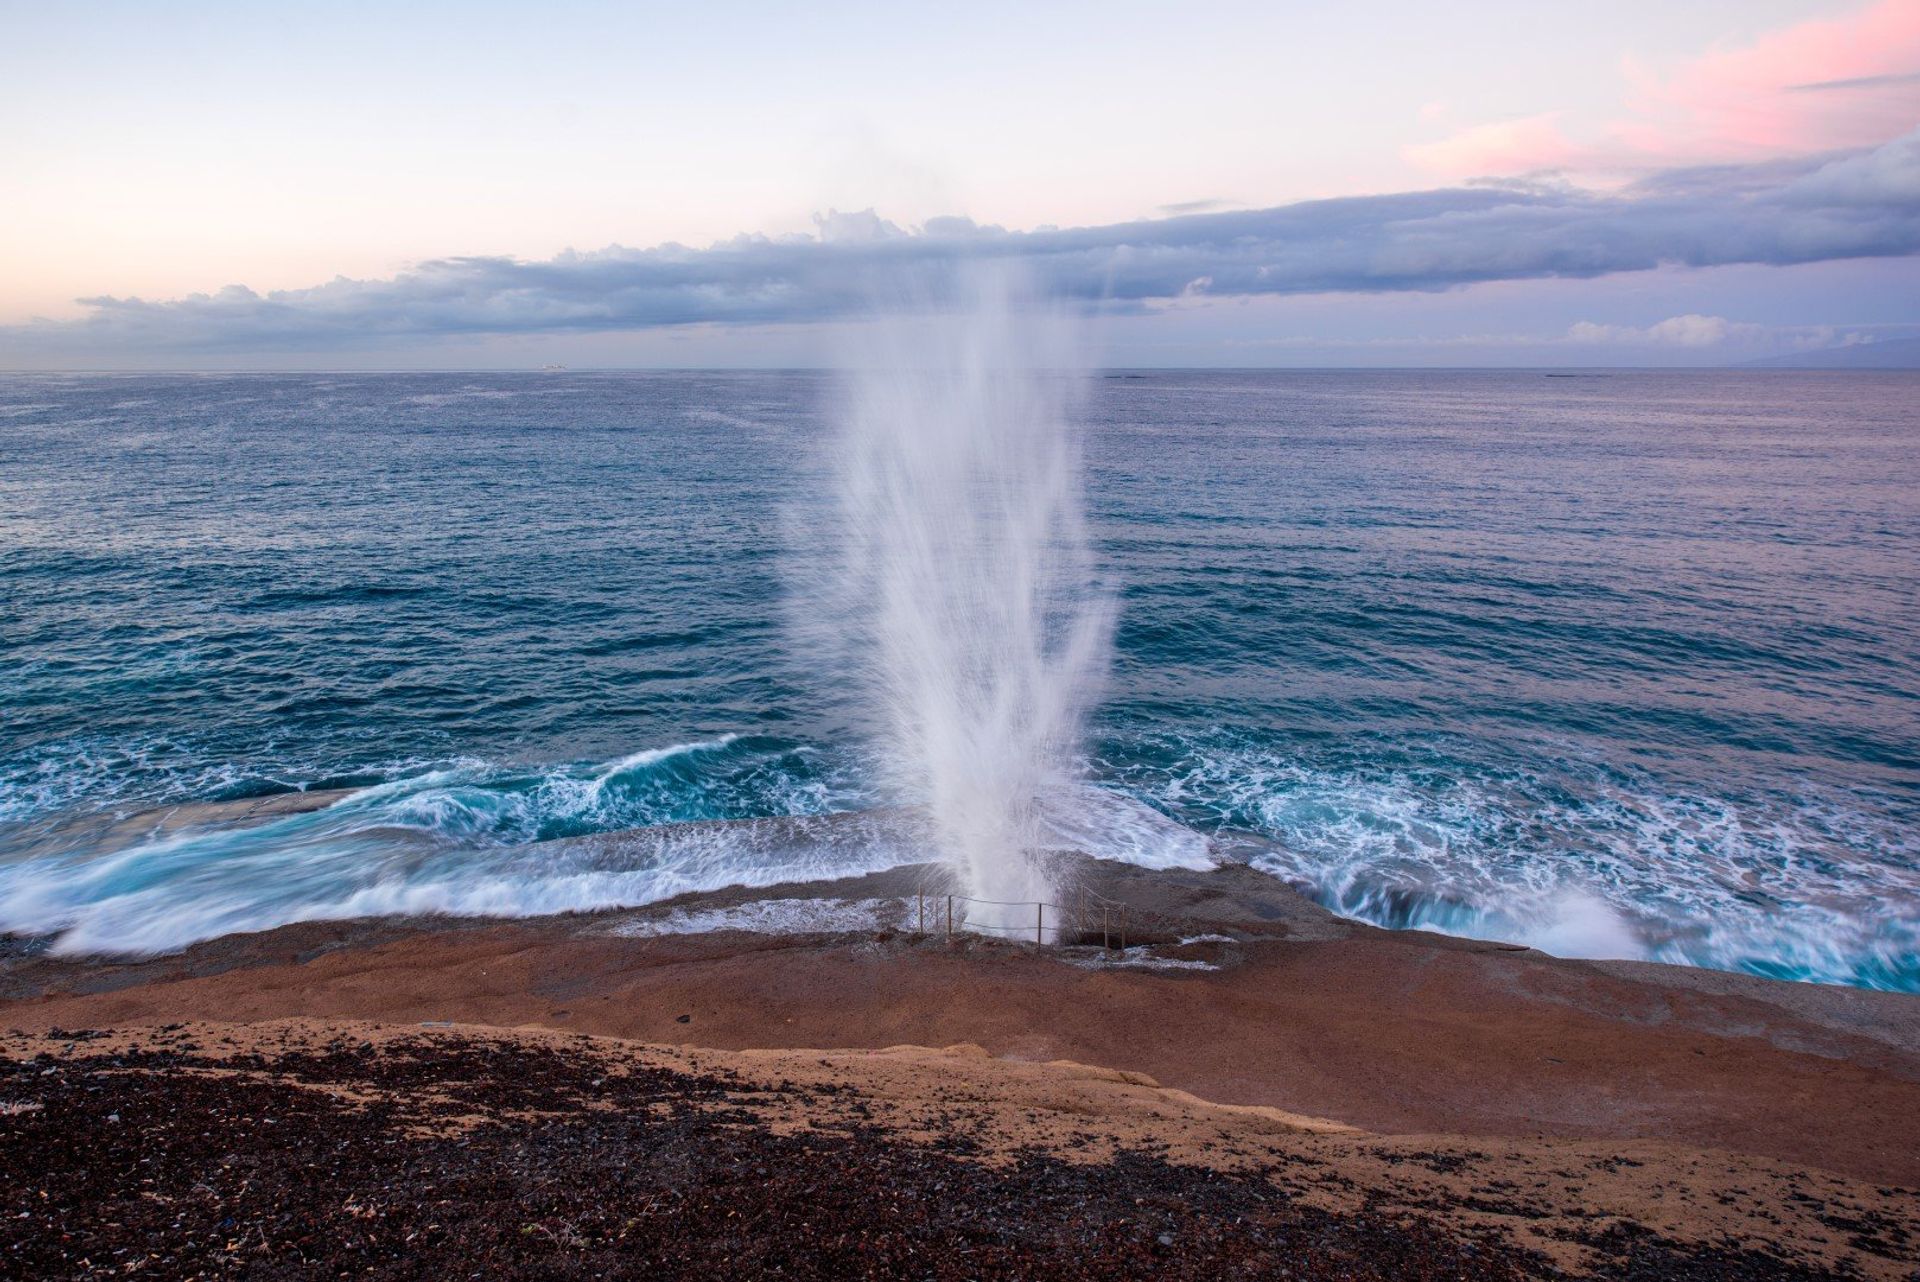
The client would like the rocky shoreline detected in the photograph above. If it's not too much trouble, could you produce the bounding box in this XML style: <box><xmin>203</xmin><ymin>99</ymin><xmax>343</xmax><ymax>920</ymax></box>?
<box><xmin>4</xmin><ymin>854</ymin><xmax>1918</xmax><ymax>1278</ymax></box>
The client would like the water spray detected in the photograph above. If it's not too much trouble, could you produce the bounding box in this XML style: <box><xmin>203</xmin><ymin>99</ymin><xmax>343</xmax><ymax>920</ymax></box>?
<box><xmin>821</xmin><ymin>267</ymin><xmax>1113</xmax><ymax>939</ymax></box>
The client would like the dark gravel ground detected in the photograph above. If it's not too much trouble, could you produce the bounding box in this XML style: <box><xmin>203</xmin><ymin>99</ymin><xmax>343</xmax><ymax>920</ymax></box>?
<box><xmin>0</xmin><ymin>1028</ymin><xmax>1864</xmax><ymax>1281</ymax></box>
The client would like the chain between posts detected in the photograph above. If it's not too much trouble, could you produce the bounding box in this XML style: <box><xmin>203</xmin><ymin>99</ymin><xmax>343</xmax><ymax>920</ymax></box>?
<box><xmin>914</xmin><ymin>890</ymin><xmax>1127</xmax><ymax>950</ymax></box>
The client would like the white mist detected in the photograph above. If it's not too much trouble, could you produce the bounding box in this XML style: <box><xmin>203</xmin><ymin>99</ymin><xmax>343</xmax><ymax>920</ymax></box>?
<box><xmin>822</xmin><ymin>268</ymin><xmax>1113</xmax><ymax>937</ymax></box>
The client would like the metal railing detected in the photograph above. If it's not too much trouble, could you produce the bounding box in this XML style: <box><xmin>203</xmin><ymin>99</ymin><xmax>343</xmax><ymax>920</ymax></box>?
<box><xmin>912</xmin><ymin>890</ymin><xmax>1132</xmax><ymax>949</ymax></box>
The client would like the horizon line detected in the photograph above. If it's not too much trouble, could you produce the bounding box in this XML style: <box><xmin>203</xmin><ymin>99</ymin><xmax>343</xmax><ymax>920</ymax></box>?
<box><xmin>2</xmin><ymin>363</ymin><xmax>1914</xmax><ymax>376</ymax></box>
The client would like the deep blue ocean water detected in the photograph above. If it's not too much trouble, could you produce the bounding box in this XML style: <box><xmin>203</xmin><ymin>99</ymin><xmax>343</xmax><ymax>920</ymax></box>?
<box><xmin>1</xmin><ymin>369</ymin><xmax>1915</xmax><ymax>986</ymax></box>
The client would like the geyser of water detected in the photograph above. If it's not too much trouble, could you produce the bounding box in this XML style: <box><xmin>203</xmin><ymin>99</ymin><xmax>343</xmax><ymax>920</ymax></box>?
<box><xmin>819</xmin><ymin>269</ymin><xmax>1113</xmax><ymax>937</ymax></box>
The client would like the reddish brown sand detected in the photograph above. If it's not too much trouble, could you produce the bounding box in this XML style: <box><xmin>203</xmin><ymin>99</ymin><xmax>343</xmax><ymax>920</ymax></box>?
<box><xmin>4</xmin><ymin>858</ymin><xmax>1917</xmax><ymax>1279</ymax></box>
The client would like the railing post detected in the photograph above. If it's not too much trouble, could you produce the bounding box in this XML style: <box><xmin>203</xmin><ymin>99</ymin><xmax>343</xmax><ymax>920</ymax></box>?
<box><xmin>1036</xmin><ymin>902</ymin><xmax>1044</xmax><ymax>947</ymax></box>
<box><xmin>1103</xmin><ymin>905</ymin><xmax>1110</xmax><ymax>952</ymax></box>
<box><xmin>946</xmin><ymin>895</ymin><xmax>952</xmax><ymax>938</ymax></box>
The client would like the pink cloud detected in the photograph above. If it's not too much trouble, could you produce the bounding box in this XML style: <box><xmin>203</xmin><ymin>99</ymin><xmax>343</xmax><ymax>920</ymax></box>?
<box><xmin>1409</xmin><ymin>0</ymin><xmax>1920</xmax><ymax>179</ymax></box>
<box><xmin>1403</xmin><ymin>112</ymin><xmax>1579</xmax><ymax>175</ymax></box>
<box><xmin>1624</xmin><ymin>0</ymin><xmax>1920</xmax><ymax>157</ymax></box>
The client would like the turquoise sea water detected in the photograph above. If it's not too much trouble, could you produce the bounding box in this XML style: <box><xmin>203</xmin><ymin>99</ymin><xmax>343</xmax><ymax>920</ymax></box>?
<box><xmin>1</xmin><ymin>370</ymin><xmax>1915</xmax><ymax>986</ymax></box>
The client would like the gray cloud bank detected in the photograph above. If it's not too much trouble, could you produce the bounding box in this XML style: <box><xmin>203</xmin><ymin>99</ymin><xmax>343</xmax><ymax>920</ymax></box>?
<box><xmin>10</xmin><ymin>128</ymin><xmax>1919</xmax><ymax>355</ymax></box>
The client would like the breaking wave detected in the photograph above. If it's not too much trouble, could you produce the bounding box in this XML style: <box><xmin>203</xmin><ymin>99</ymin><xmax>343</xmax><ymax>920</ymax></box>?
<box><xmin>1101</xmin><ymin>730</ymin><xmax>1920</xmax><ymax>991</ymax></box>
<box><xmin>0</xmin><ymin>737</ymin><xmax>1206</xmax><ymax>956</ymax></box>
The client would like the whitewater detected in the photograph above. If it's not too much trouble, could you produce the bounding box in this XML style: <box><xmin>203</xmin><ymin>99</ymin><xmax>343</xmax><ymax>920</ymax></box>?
<box><xmin>1</xmin><ymin>367</ymin><xmax>1915</xmax><ymax>989</ymax></box>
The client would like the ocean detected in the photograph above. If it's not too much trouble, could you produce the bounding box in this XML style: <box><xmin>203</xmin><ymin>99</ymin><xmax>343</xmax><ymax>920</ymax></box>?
<box><xmin>1</xmin><ymin>369</ymin><xmax>1914</xmax><ymax>988</ymax></box>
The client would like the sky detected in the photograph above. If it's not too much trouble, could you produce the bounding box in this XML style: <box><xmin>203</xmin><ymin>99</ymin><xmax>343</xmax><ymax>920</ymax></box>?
<box><xmin>2</xmin><ymin>0</ymin><xmax>1918</xmax><ymax>368</ymax></box>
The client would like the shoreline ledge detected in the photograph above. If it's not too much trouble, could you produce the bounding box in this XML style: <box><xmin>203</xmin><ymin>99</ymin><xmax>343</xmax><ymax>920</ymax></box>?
<box><xmin>5</xmin><ymin>854</ymin><xmax>1917</xmax><ymax>1278</ymax></box>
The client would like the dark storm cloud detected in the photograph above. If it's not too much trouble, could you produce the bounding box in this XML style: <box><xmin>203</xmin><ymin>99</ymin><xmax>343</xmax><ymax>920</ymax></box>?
<box><xmin>12</xmin><ymin>130</ymin><xmax>1919</xmax><ymax>353</ymax></box>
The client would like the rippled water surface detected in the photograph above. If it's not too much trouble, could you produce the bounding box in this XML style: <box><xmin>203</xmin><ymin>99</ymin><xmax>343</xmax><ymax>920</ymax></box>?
<box><xmin>2</xmin><ymin>370</ymin><xmax>1914</xmax><ymax>984</ymax></box>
